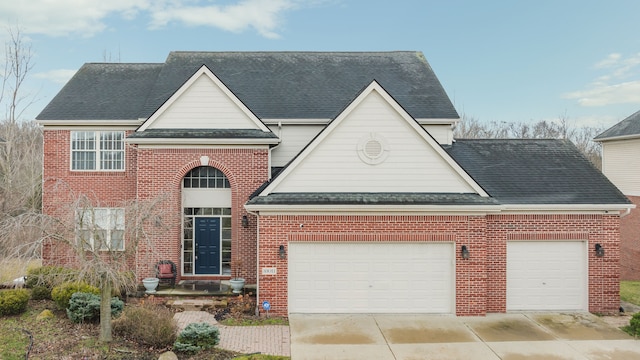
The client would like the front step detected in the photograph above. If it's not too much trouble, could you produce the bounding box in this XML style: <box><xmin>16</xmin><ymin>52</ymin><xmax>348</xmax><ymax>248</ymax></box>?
<box><xmin>166</xmin><ymin>298</ymin><xmax>228</xmax><ymax>311</ymax></box>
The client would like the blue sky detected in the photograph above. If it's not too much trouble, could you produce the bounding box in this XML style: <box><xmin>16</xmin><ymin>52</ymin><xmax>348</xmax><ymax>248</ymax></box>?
<box><xmin>3</xmin><ymin>0</ymin><xmax>640</xmax><ymax>129</ymax></box>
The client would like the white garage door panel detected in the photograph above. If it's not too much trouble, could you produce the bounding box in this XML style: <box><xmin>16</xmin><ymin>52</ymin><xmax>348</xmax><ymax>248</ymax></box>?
<box><xmin>289</xmin><ymin>242</ymin><xmax>454</xmax><ymax>314</ymax></box>
<box><xmin>507</xmin><ymin>241</ymin><xmax>587</xmax><ymax>311</ymax></box>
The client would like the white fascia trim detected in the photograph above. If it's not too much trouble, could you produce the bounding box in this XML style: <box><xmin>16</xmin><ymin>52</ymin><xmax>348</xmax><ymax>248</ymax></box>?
<box><xmin>136</xmin><ymin>144</ymin><xmax>271</xmax><ymax>149</ymax></box>
<box><xmin>38</xmin><ymin>119</ymin><xmax>142</xmax><ymax>127</ymax></box>
<box><xmin>262</xmin><ymin>118</ymin><xmax>331</xmax><ymax>125</ymax></box>
<box><xmin>594</xmin><ymin>134</ymin><xmax>640</xmax><ymax>142</ymax></box>
<box><xmin>501</xmin><ymin>203</ymin><xmax>635</xmax><ymax>213</ymax></box>
<box><xmin>127</xmin><ymin>137</ymin><xmax>280</xmax><ymax>146</ymax></box>
<box><xmin>416</xmin><ymin>118</ymin><xmax>459</xmax><ymax>125</ymax></box>
<box><xmin>244</xmin><ymin>204</ymin><xmax>503</xmax><ymax>215</ymax></box>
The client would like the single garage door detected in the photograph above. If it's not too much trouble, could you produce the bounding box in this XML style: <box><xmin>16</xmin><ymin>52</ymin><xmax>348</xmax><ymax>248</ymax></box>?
<box><xmin>507</xmin><ymin>241</ymin><xmax>587</xmax><ymax>311</ymax></box>
<box><xmin>288</xmin><ymin>242</ymin><xmax>454</xmax><ymax>313</ymax></box>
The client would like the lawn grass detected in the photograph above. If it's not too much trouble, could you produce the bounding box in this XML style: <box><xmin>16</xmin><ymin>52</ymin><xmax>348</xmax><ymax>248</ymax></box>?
<box><xmin>621</xmin><ymin>281</ymin><xmax>640</xmax><ymax>305</ymax></box>
<box><xmin>233</xmin><ymin>355</ymin><xmax>290</xmax><ymax>360</ymax></box>
<box><xmin>220</xmin><ymin>316</ymin><xmax>289</xmax><ymax>326</ymax></box>
<box><xmin>0</xmin><ymin>259</ymin><xmax>41</xmax><ymax>283</ymax></box>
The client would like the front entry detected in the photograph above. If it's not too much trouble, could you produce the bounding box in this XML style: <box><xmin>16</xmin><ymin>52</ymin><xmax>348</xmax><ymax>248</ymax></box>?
<box><xmin>195</xmin><ymin>217</ymin><xmax>221</xmax><ymax>274</ymax></box>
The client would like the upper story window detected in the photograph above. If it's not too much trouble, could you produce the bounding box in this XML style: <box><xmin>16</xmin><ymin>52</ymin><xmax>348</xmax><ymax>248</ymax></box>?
<box><xmin>183</xmin><ymin>166</ymin><xmax>230</xmax><ymax>188</ymax></box>
<box><xmin>71</xmin><ymin>131</ymin><xmax>124</xmax><ymax>171</ymax></box>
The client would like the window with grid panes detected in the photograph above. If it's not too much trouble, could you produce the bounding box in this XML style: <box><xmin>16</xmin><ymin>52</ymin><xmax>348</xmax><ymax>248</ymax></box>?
<box><xmin>76</xmin><ymin>208</ymin><xmax>125</xmax><ymax>251</ymax></box>
<box><xmin>71</xmin><ymin>131</ymin><xmax>124</xmax><ymax>170</ymax></box>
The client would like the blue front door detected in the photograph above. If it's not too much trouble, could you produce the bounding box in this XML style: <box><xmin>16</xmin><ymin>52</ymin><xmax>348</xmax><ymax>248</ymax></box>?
<box><xmin>195</xmin><ymin>217</ymin><xmax>221</xmax><ymax>274</ymax></box>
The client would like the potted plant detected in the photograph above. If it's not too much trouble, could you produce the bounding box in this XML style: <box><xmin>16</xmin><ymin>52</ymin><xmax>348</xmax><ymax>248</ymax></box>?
<box><xmin>229</xmin><ymin>259</ymin><xmax>245</xmax><ymax>294</ymax></box>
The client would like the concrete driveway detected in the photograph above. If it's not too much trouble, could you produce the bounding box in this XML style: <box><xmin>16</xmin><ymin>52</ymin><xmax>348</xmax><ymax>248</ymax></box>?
<box><xmin>289</xmin><ymin>313</ymin><xmax>640</xmax><ymax>359</ymax></box>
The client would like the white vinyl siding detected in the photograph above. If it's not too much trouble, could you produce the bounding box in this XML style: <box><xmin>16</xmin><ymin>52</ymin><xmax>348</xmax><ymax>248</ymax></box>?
<box><xmin>507</xmin><ymin>241</ymin><xmax>587</xmax><ymax>311</ymax></box>
<box><xmin>71</xmin><ymin>131</ymin><xmax>124</xmax><ymax>171</ymax></box>
<box><xmin>148</xmin><ymin>74</ymin><xmax>257</xmax><ymax>130</ymax></box>
<box><xmin>422</xmin><ymin>124</ymin><xmax>454</xmax><ymax>145</ymax></box>
<box><xmin>268</xmin><ymin>124</ymin><xmax>324</xmax><ymax>167</ymax></box>
<box><xmin>288</xmin><ymin>242</ymin><xmax>454</xmax><ymax>314</ymax></box>
<box><xmin>601</xmin><ymin>139</ymin><xmax>640</xmax><ymax>196</ymax></box>
<box><xmin>273</xmin><ymin>91</ymin><xmax>475</xmax><ymax>193</ymax></box>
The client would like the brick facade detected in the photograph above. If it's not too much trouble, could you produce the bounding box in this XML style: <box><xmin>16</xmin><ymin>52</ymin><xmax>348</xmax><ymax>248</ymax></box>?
<box><xmin>621</xmin><ymin>196</ymin><xmax>640</xmax><ymax>280</ymax></box>
<box><xmin>42</xmin><ymin>130</ymin><xmax>266</xmax><ymax>284</ymax></box>
<box><xmin>42</xmin><ymin>129</ymin><xmax>622</xmax><ymax>317</ymax></box>
<box><xmin>257</xmin><ymin>213</ymin><xmax>621</xmax><ymax>316</ymax></box>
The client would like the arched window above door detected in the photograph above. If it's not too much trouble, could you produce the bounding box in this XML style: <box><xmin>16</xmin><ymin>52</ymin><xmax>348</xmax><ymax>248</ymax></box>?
<box><xmin>183</xmin><ymin>166</ymin><xmax>230</xmax><ymax>188</ymax></box>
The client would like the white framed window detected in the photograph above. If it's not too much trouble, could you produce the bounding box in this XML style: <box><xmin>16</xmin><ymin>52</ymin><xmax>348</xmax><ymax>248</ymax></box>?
<box><xmin>76</xmin><ymin>208</ymin><xmax>125</xmax><ymax>251</ymax></box>
<box><xmin>71</xmin><ymin>131</ymin><xmax>125</xmax><ymax>171</ymax></box>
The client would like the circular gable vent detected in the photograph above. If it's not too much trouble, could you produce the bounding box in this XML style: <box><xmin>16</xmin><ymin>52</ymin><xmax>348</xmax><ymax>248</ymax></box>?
<box><xmin>357</xmin><ymin>133</ymin><xmax>389</xmax><ymax>165</ymax></box>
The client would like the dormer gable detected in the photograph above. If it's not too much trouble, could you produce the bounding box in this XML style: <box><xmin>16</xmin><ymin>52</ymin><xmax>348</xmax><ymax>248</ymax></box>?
<box><xmin>138</xmin><ymin>65</ymin><xmax>270</xmax><ymax>132</ymax></box>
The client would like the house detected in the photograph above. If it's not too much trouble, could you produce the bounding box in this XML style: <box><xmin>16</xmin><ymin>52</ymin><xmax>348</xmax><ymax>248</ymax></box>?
<box><xmin>595</xmin><ymin>110</ymin><xmax>640</xmax><ymax>280</ymax></box>
<box><xmin>37</xmin><ymin>51</ymin><xmax>632</xmax><ymax>316</ymax></box>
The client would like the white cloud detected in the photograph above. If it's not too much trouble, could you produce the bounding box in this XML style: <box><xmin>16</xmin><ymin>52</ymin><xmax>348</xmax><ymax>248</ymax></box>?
<box><xmin>564</xmin><ymin>53</ymin><xmax>640</xmax><ymax>107</ymax></box>
<box><xmin>34</xmin><ymin>69</ymin><xmax>78</xmax><ymax>84</ymax></box>
<box><xmin>0</xmin><ymin>0</ymin><xmax>299</xmax><ymax>39</ymax></box>
<box><xmin>149</xmin><ymin>0</ymin><xmax>297</xmax><ymax>39</ymax></box>
<box><xmin>0</xmin><ymin>1</ymin><xmax>151</xmax><ymax>37</ymax></box>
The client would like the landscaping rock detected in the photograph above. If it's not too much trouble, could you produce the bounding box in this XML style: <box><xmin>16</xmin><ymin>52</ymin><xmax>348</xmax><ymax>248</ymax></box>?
<box><xmin>157</xmin><ymin>351</ymin><xmax>178</xmax><ymax>360</ymax></box>
<box><xmin>36</xmin><ymin>309</ymin><xmax>54</xmax><ymax>320</ymax></box>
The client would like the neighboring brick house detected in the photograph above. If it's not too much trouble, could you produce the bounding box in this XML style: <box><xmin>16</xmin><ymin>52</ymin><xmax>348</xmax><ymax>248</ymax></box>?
<box><xmin>37</xmin><ymin>51</ymin><xmax>632</xmax><ymax>316</ymax></box>
<box><xmin>595</xmin><ymin>110</ymin><xmax>640</xmax><ymax>280</ymax></box>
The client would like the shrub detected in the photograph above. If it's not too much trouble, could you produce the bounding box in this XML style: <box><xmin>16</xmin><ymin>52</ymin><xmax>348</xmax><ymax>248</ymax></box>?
<box><xmin>112</xmin><ymin>305</ymin><xmax>177</xmax><ymax>347</ymax></box>
<box><xmin>627</xmin><ymin>313</ymin><xmax>640</xmax><ymax>336</ymax></box>
<box><xmin>26</xmin><ymin>266</ymin><xmax>76</xmax><ymax>289</ymax></box>
<box><xmin>0</xmin><ymin>289</ymin><xmax>30</xmax><ymax>316</ymax></box>
<box><xmin>174</xmin><ymin>322</ymin><xmax>220</xmax><ymax>354</ymax></box>
<box><xmin>51</xmin><ymin>282</ymin><xmax>100</xmax><ymax>309</ymax></box>
<box><xmin>30</xmin><ymin>286</ymin><xmax>52</xmax><ymax>300</ymax></box>
<box><xmin>66</xmin><ymin>292</ymin><xmax>123</xmax><ymax>323</ymax></box>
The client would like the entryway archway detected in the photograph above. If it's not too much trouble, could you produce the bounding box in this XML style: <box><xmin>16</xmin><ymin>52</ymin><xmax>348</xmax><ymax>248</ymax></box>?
<box><xmin>181</xmin><ymin>166</ymin><xmax>232</xmax><ymax>276</ymax></box>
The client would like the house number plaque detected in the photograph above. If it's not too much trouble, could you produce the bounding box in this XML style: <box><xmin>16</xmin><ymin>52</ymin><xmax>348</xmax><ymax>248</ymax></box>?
<box><xmin>262</xmin><ymin>267</ymin><xmax>277</xmax><ymax>275</ymax></box>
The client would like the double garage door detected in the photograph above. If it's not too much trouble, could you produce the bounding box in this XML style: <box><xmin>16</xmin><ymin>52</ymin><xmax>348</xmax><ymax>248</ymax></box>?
<box><xmin>288</xmin><ymin>241</ymin><xmax>588</xmax><ymax>314</ymax></box>
<box><xmin>288</xmin><ymin>242</ymin><xmax>454</xmax><ymax>313</ymax></box>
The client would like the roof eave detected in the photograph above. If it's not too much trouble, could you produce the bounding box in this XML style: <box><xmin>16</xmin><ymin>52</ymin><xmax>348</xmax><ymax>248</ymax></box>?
<box><xmin>501</xmin><ymin>203</ymin><xmax>635</xmax><ymax>213</ymax></box>
<box><xmin>594</xmin><ymin>133</ymin><xmax>640</xmax><ymax>142</ymax></box>
<box><xmin>244</xmin><ymin>203</ymin><xmax>503</xmax><ymax>214</ymax></box>
<box><xmin>37</xmin><ymin>119</ymin><xmax>143</xmax><ymax>127</ymax></box>
<box><xmin>126</xmin><ymin>137</ymin><xmax>280</xmax><ymax>145</ymax></box>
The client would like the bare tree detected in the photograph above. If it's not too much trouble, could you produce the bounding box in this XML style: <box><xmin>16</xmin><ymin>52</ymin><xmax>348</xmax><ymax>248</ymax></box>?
<box><xmin>0</xmin><ymin>27</ymin><xmax>42</xmax><ymax>217</ymax></box>
<box><xmin>1</xmin><ymin>180</ymin><xmax>178</xmax><ymax>342</ymax></box>
<box><xmin>454</xmin><ymin>114</ymin><xmax>604</xmax><ymax>169</ymax></box>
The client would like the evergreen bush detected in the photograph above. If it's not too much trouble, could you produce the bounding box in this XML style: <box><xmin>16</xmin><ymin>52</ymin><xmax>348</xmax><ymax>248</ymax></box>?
<box><xmin>51</xmin><ymin>282</ymin><xmax>99</xmax><ymax>309</ymax></box>
<box><xmin>174</xmin><ymin>322</ymin><xmax>220</xmax><ymax>354</ymax></box>
<box><xmin>0</xmin><ymin>289</ymin><xmax>30</xmax><ymax>316</ymax></box>
<box><xmin>628</xmin><ymin>312</ymin><xmax>640</xmax><ymax>336</ymax></box>
<box><xmin>66</xmin><ymin>292</ymin><xmax>123</xmax><ymax>323</ymax></box>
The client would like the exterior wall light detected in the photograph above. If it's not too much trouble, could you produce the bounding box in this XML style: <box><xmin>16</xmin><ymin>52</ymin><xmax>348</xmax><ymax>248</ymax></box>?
<box><xmin>242</xmin><ymin>215</ymin><xmax>249</xmax><ymax>228</ymax></box>
<box><xmin>279</xmin><ymin>245</ymin><xmax>286</xmax><ymax>259</ymax></box>
<box><xmin>461</xmin><ymin>245</ymin><xmax>470</xmax><ymax>260</ymax></box>
<box><xmin>595</xmin><ymin>243</ymin><xmax>605</xmax><ymax>257</ymax></box>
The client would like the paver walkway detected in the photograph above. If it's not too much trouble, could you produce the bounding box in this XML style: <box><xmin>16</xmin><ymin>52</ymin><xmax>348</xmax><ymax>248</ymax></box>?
<box><xmin>173</xmin><ymin>311</ymin><xmax>290</xmax><ymax>357</ymax></box>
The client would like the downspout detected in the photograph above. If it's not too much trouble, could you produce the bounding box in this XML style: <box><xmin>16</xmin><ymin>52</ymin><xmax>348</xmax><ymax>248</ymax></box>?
<box><xmin>620</xmin><ymin>207</ymin><xmax>632</xmax><ymax>218</ymax></box>
<box><xmin>246</xmin><ymin>208</ymin><xmax>260</xmax><ymax>315</ymax></box>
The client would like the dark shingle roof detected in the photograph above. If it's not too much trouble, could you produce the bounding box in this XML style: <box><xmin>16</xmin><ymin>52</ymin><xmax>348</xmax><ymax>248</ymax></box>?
<box><xmin>37</xmin><ymin>63</ymin><xmax>162</xmax><ymax>120</ymax></box>
<box><xmin>36</xmin><ymin>52</ymin><xmax>458</xmax><ymax>121</ymax></box>
<box><xmin>445</xmin><ymin>139</ymin><xmax>630</xmax><ymax>205</ymax></box>
<box><xmin>245</xmin><ymin>193</ymin><xmax>499</xmax><ymax>206</ymax></box>
<box><xmin>594</xmin><ymin>109</ymin><xmax>640</xmax><ymax>140</ymax></box>
<box><xmin>126</xmin><ymin>128</ymin><xmax>278</xmax><ymax>139</ymax></box>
